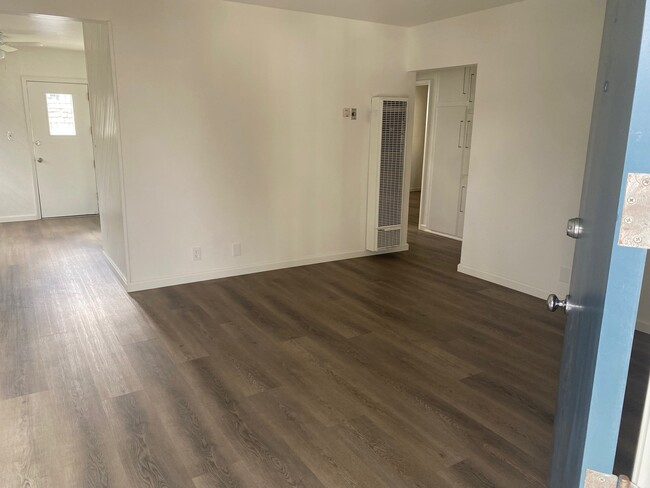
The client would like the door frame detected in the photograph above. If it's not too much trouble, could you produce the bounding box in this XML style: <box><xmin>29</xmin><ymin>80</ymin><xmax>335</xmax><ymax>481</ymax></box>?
<box><xmin>417</xmin><ymin>68</ymin><xmax>470</xmax><ymax>242</ymax></box>
<box><xmin>414</xmin><ymin>80</ymin><xmax>431</xmax><ymax>196</ymax></box>
<box><xmin>417</xmin><ymin>74</ymin><xmax>440</xmax><ymax>235</ymax></box>
<box><xmin>21</xmin><ymin>76</ymin><xmax>90</xmax><ymax>219</ymax></box>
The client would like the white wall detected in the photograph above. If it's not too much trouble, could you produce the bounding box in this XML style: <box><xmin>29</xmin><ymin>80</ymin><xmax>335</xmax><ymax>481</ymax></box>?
<box><xmin>0</xmin><ymin>47</ymin><xmax>87</xmax><ymax>222</ymax></box>
<box><xmin>0</xmin><ymin>0</ymin><xmax>616</xmax><ymax>301</ymax></box>
<box><xmin>83</xmin><ymin>22</ymin><xmax>129</xmax><ymax>282</ymax></box>
<box><xmin>0</xmin><ymin>0</ymin><xmax>412</xmax><ymax>291</ymax></box>
<box><xmin>408</xmin><ymin>0</ymin><xmax>607</xmax><ymax>298</ymax></box>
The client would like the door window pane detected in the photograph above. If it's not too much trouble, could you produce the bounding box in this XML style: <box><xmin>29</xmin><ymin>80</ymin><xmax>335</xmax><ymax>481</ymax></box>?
<box><xmin>45</xmin><ymin>93</ymin><xmax>76</xmax><ymax>136</ymax></box>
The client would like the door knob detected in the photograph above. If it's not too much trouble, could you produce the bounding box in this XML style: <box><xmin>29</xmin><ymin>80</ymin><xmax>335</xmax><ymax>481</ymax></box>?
<box><xmin>36</xmin><ymin>157</ymin><xmax>44</xmax><ymax>163</ymax></box>
<box><xmin>547</xmin><ymin>294</ymin><xmax>570</xmax><ymax>313</ymax></box>
<box><xmin>567</xmin><ymin>218</ymin><xmax>584</xmax><ymax>239</ymax></box>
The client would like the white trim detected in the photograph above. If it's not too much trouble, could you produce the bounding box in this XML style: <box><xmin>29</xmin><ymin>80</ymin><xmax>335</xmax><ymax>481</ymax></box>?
<box><xmin>103</xmin><ymin>250</ymin><xmax>128</xmax><ymax>289</ymax></box>
<box><xmin>457</xmin><ymin>263</ymin><xmax>548</xmax><ymax>299</ymax></box>
<box><xmin>21</xmin><ymin>78</ymin><xmax>43</xmax><ymax>220</ymax></box>
<box><xmin>22</xmin><ymin>76</ymin><xmax>87</xmax><ymax>85</ymax></box>
<box><xmin>127</xmin><ymin>245</ymin><xmax>409</xmax><ymax>292</ymax></box>
<box><xmin>414</xmin><ymin>80</ymin><xmax>431</xmax><ymax>196</ymax></box>
<box><xmin>419</xmin><ymin>74</ymin><xmax>439</xmax><ymax>230</ymax></box>
<box><xmin>636</xmin><ymin>319</ymin><xmax>650</xmax><ymax>334</ymax></box>
<box><xmin>21</xmin><ymin>76</ymin><xmax>90</xmax><ymax>221</ymax></box>
<box><xmin>0</xmin><ymin>214</ymin><xmax>39</xmax><ymax>223</ymax></box>
<box><xmin>419</xmin><ymin>225</ymin><xmax>463</xmax><ymax>242</ymax></box>
<box><xmin>81</xmin><ymin>21</ymin><xmax>133</xmax><ymax>282</ymax></box>
<box><xmin>401</xmin><ymin>96</ymin><xmax>413</xmax><ymax>248</ymax></box>
<box><xmin>104</xmin><ymin>20</ymin><xmax>133</xmax><ymax>284</ymax></box>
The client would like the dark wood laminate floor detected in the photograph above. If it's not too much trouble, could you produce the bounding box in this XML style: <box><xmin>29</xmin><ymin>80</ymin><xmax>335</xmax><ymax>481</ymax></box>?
<box><xmin>0</xmin><ymin>192</ymin><xmax>645</xmax><ymax>487</ymax></box>
<box><xmin>615</xmin><ymin>330</ymin><xmax>650</xmax><ymax>476</ymax></box>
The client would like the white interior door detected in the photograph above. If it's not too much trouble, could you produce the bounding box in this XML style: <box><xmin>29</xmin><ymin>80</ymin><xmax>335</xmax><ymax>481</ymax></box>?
<box><xmin>424</xmin><ymin>105</ymin><xmax>466</xmax><ymax>236</ymax></box>
<box><xmin>27</xmin><ymin>81</ymin><xmax>98</xmax><ymax>218</ymax></box>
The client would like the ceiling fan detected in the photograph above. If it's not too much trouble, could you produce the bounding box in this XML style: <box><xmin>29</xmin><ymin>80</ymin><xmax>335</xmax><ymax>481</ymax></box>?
<box><xmin>0</xmin><ymin>32</ymin><xmax>44</xmax><ymax>56</ymax></box>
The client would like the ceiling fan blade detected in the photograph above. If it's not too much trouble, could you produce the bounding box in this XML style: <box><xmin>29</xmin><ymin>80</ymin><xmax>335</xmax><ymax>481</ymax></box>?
<box><xmin>0</xmin><ymin>45</ymin><xmax>18</xmax><ymax>53</ymax></box>
<box><xmin>7</xmin><ymin>42</ymin><xmax>44</xmax><ymax>48</ymax></box>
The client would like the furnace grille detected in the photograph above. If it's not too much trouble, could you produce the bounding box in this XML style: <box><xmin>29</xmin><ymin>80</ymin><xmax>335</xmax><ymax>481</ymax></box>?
<box><xmin>377</xmin><ymin>229</ymin><xmax>401</xmax><ymax>249</ymax></box>
<box><xmin>366</xmin><ymin>97</ymin><xmax>408</xmax><ymax>252</ymax></box>
<box><xmin>378</xmin><ymin>100</ymin><xmax>407</xmax><ymax>228</ymax></box>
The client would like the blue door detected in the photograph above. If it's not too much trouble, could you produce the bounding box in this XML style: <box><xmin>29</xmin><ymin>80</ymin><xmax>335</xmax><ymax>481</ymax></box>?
<box><xmin>549</xmin><ymin>0</ymin><xmax>650</xmax><ymax>486</ymax></box>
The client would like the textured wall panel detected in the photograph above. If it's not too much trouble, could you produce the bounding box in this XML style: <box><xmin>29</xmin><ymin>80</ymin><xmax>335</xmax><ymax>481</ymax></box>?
<box><xmin>83</xmin><ymin>21</ymin><xmax>129</xmax><ymax>281</ymax></box>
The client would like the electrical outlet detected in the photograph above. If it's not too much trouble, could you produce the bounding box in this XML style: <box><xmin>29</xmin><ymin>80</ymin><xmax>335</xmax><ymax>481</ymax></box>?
<box><xmin>232</xmin><ymin>242</ymin><xmax>241</xmax><ymax>257</ymax></box>
<box><xmin>560</xmin><ymin>266</ymin><xmax>571</xmax><ymax>284</ymax></box>
<box><xmin>7</xmin><ymin>131</ymin><xmax>14</xmax><ymax>141</ymax></box>
<box><xmin>351</xmin><ymin>108</ymin><xmax>357</xmax><ymax>120</ymax></box>
<box><xmin>343</xmin><ymin>108</ymin><xmax>351</xmax><ymax>118</ymax></box>
<box><xmin>192</xmin><ymin>247</ymin><xmax>202</xmax><ymax>261</ymax></box>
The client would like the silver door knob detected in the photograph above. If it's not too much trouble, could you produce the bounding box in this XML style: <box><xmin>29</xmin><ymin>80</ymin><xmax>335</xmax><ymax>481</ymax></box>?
<box><xmin>36</xmin><ymin>157</ymin><xmax>44</xmax><ymax>163</ymax></box>
<box><xmin>547</xmin><ymin>294</ymin><xmax>569</xmax><ymax>313</ymax></box>
<box><xmin>567</xmin><ymin>218</ymin><xmax>584</xmax><ymax>239</ymax></box>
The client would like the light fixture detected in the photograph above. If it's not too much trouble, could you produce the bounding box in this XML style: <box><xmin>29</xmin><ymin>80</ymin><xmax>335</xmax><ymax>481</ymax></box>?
<box><xmin>0</xmin><ymin>50</ymin><xmax>5</xmax><ymax>60</ymax></box>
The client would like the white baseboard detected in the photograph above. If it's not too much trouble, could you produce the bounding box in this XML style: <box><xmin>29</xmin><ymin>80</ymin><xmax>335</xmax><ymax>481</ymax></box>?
<box><xmin>637</xmin><ymin>319</ymin><xmax>650</xmax><ymax>334</ymax></box>
<box><xmin>0</xmin><ymin>214</ymin><xmax>39</xmax><ymax>223</ymax></box>
<box><xmin>456</xmin><ymin>266</ymin><xmax>650</xmax><ymax>330</ymax></box>
<box><xmin>126</xmin><ymin>244</ymin><xmax>409</xmax><ymax>293</ymax></box>
<box><xmin>102</xmin><ymin>251</ymin><xmax>128</xmax><ymax>290</ymax></box>
<box><xmin>419</xmin><ymin>225</ymin><xmax>463</xmax><ymax>242</ymax></box>
<box><xmin>457</xmin><ymin>263</ymin><xmax>549</xmax><ymax>299</ymax></box>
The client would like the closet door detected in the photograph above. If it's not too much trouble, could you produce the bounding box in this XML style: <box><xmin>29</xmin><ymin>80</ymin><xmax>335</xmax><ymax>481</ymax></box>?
<box><xmin>426</xmin><ymin>105</ymin><xmax>466</xmax><ymax>236</ymax></box>
<box><xmin>467</xmin><ymin>66</ymin><xmax>478</xmax><ymax>112</ymax></box>
<box><xmin>462</xmin><ymin>111</ymin><xmax>473</xmax><ymax>175</ymax></box>
<box><xmin>437</xmin><ymin>67</ymin><xmax>470</xmax><ymax>104</ymax></box>
<box><xmin>457</xmin><ymin>175</ymin><xmax>468</xmax><ymax>237</ymax></box>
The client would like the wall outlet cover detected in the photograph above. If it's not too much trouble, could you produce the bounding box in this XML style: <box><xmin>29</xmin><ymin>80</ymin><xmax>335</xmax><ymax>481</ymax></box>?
<box><xmin>560</xmin><ymin>266</ymin><xmax>572</xmax><ymax>284</ymax></box>
<box><xmin>192</xmin><ymin>247</ymin><xmax>202</xmax><ymax>261</ymax></box>
<box><xmin>232</xmin><ymin>242</ymin><xmax>242</xmax><ymax>257</ymax></box>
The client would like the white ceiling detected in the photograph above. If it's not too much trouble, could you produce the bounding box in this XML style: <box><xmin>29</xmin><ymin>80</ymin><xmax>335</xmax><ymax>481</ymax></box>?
<box><xmin>0</xmin><ymin>13</ymin><xmax>84</xmax><ymax>51</ymax></box>
<box><xmin>224</xmin><ymin>0</ymin><xmax>524</xmax><ymax>27</ymax></box>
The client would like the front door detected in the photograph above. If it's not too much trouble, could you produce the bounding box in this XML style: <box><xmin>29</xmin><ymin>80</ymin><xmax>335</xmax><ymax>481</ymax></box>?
<box><xmin>26</xmin><ymin>81</ymin><xmax>98</xmax><ymax>218</ymax></box>
<box><xmin>549</xmin><ymin>0</ymin><xmax>650</xmax><ymax>486</ymax></box>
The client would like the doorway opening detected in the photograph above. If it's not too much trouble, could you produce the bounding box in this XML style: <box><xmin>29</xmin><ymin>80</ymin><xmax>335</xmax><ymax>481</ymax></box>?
<box><xmin>410</xmin><ymin>64</ymin><xmax>477</xmax><ymax>244</ymax></box>
<box><xmin>0</xmin><ymin>12</ymin><xmax>97</xmax><ymax>222</ymax></box>
<box><xmin>614</xmin><ymin>257</ymin><xmax>650</xmax><ymax>483</ymax></box>
<box><xmin>24</xmin><ymin>79</ymin><xmax>98</xmax><ymax>218</ymax></box>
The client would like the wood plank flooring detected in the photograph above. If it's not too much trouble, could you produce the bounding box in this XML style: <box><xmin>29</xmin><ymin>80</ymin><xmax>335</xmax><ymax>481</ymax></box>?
<box><xmin>615</xmin><ymin>330</ymin><xmax>650</xmax><ymax>476</ymax></box>
<box><xmin>0</xmin><ymin>193</ymin><xmax>645</xmax><ymax>487</ymax></box>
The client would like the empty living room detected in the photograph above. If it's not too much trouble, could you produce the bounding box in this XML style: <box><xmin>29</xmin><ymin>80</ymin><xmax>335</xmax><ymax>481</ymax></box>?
<box><xmin>0</xmin><ymin>0</ymin><xmax>649</xmax><ymax>486</ymax></box>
